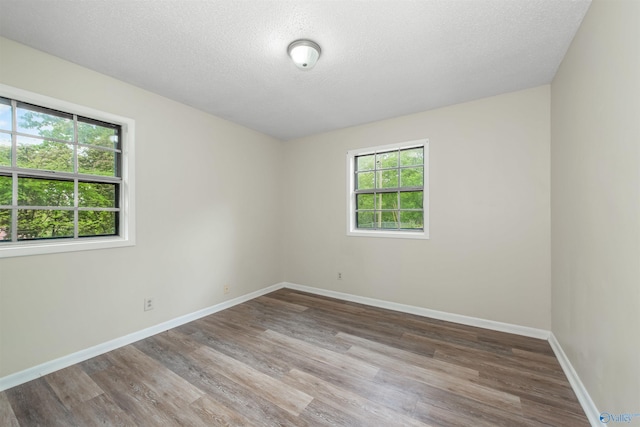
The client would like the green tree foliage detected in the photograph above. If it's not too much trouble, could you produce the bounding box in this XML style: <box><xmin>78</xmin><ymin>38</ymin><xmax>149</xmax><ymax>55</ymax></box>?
<box><xmin>0</xmin><ymin>104</ymin><xmax>119</xmax><ymax>241</ymax></box>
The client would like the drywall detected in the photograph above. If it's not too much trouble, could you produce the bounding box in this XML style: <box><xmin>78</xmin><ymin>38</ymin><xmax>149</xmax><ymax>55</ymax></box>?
<box><xmin>283</xmin><ymin>86</ymin><xmax>551</xmax><ymax>330</ymax></box>
<box><xmin>0</xmin><ymin>37</ymin><xmax>284</xmax><ymax>377</ymax></box>
<box><xmin>551</xmin><ymin>0</ymin><xmax>640</xmax><ymax>414</ymax></box>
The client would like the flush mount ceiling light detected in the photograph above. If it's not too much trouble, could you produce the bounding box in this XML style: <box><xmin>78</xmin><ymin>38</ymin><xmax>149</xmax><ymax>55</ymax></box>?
<box><xmin>287</xmin><ymin>39</ymin><xmax>321</xmax><ymax>70</ymax></box>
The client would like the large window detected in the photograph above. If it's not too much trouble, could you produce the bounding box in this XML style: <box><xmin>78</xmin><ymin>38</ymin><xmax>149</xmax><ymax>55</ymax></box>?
<box><xmin>347</xmin><ymin>139</ymin><xmax>429</xmax><ymax>239</ymax></box>
<box><xmin>0</xmin><ymin>85</ymin><xmax>135</xmax><ymax>257</ymax></box>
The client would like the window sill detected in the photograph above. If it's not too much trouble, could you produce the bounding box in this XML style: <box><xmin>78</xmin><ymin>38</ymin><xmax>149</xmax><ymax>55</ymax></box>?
<box><xmin>0</xmin><ymin>236</ymin><xmax>135</xmax><ymax>258</ymax></box>
<box><xmin>347</xmin><ymin>229</ymin><xmax>429</xmax><ymax>240</ymax></box>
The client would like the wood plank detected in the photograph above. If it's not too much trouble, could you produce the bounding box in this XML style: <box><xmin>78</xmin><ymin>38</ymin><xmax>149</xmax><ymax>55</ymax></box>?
<box><xmin>45</xmin><ymin>364</ymin><xmax>104</xmax><ymax>409</ymax></box>
<box><xmin>70</xmin><ymin>393</ymin><xmax>137</xmax><ymax>426</ymax></box>
<box><xmin>0</xmin><ymin>391</ymin><xmax>20</xmax><ymax>427</ymax></box>
<box><xmin>5</xmin><ymin>378</ymin><xmax>78</xmax><ymax>426</ymax></box>
<box><xmin>348</xmin><ymin>345</ymin><xmax>522</xmax><ymax>411</ymax></box>
<box><xmin>191</xmin><ymin>345</ymin><xmax>313</xmax><ymax>416</ymax></box>
<box><xmin>262</xmin><ymin>328</ymin><xmax>380</xmax><ymax>380</ymax></box>
<box><xmin>189</xmin><ymin>395</ymin><xmax>256</xmax><ymax>426</ymax></box>
<box><xmin>336</xmin><ymin>331</ymin><xmax>479</xmax><ymax>380</ymax></box>
<box><xmin>284</xmin><ymin>368</ymin><xmax>432</xmax><ymax>427</ymax></box>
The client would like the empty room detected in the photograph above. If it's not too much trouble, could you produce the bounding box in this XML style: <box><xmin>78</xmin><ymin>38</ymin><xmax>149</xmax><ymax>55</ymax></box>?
<box><xmin>0</xmin><ymin>0</ymin><xmax>638</xmax><ymax>426</ymax></box>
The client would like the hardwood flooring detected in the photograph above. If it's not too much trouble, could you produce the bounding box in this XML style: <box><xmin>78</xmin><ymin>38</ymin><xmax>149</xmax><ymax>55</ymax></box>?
<box><xmin>1</xmin><ymin>289</ymin><xmax>589</xmax><ymax>426</ymax></box>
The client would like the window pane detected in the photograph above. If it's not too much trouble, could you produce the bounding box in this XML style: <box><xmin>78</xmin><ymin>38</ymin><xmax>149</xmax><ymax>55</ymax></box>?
<box><xmin>380</xmin><ymin>211</ymin><xmax>399</xmax><ymax>229</ymax></box>
<box><xmin>356</xmin><ymin>211</ymin><xmax>374</xmax><ymax>229</ymax></box>
<box><xmin>357</xmin><ymin>171</ymin><xmax>374</xmax><ymax>190</ymax></box>
<box><xmin>376</xmin><ymin>151</ymin><xmax>398</xmax><ymax>169</ymax></box>
<box><xmin>17</xmin><ymin>209</ymin><xmax>74</xmax><ymax>240</ymax></box>
<box><xmin>379</xmin><ymin>192</ymin><xmax>398</xmax><ymax>209</ymax></box>
<box><xmin>78</xmin><ymin>182</ymin><xmax>117</xmax><ymax>208</ymax></box>
<box><xmin>400</xmin><ymin>191</ymin><xmax>423</xmax><ymax>209</ymax></box>
<box><xmin>400</xmin><ymin>211</ymin><xmax>423</xmax><ymax>229</ymax></box>
<box><xmin>0</xmin><ymin>98</ymin><xmax>11</xmax><ymax>131</ymax></box>
<box><xmin>357</xmin><ymin>193</ymin><xmax>374</xmax><ymax>210</ymax></box>
<box><xmin>0</xmin><ymin>175</ymin><xmax>11</xmax><ymax>205</ymax></box>
<box><xmin>400</xmin><ymin>166</ymin><xmax>423</xmax><ymax>187</ymax></box>
<box><xmin>356</xmin><ymin>154</ymin><xmax>374</xmax><ymax>171</ymax></box>
<box><xmin>18</xmin><ymin>177</ymin><xmax>74</xmax><ymax>207</ymax></box>
<box><xmin>400</xmin><ymin>148</ymin><xmax>423</xmax><ymax>166</ymax></box>
<box><xmin>78</xmin><ymin>147</ymin><xmax>116</xmax><ymax>176</ymax></box>
<box><xmin>78</xmin><ymin>120</ymin><xmax>118</xmax><ymax>149</ymax></box>
<box><xmin>377</xmin><ymin>169</ymin><xmax>398</xmax><ymax>188</ymax></box>
<box><xmin>79</xmin><ymin>210</ymin><xmax>116</xmax><ymax>237</ymax></box>
<box><xmin>17</xmin><ymin>135</ymin><xmax>73</xmax><ymax>172</ymax></box>
<box><xmin>0</xmin><ymin>209</ymin><xmax>10</xmax><ymax>241</ymax></box>
<box><xmin>0</xmin><ymin>133</ymin><xmax>10</xmax><ymax>166</ymax></box>
<box><xmin>17</xmin><ymin>103</ymin><xmax>73</xmax><ymax>141</ymax></box>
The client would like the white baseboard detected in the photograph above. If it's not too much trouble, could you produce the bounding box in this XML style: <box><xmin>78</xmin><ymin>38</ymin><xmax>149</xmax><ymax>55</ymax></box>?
<box><xmin>0</xmin><ymin>282</ymin><xmax>285</xmax><ymax>392</ymax></box>
<box><xmin>548</xmin><ymin>333</ymin><xmax>602</xmax><ymax>426</ymax></box>
<box><xmin>282</xmin><ymin>282</ymin><xmax>550</xmax><ymax>340</ymax></box>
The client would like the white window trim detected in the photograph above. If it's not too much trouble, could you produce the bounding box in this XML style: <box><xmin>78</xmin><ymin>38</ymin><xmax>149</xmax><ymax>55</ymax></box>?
<box><xmin>346</xmin><ymin>139</ymin><xmax>429</xmax><ymax>240</ymax></box>
<box><xmin>0</xmin><ymin>84</ymin><xmax>136</xmax><ymax>258</ymax></box>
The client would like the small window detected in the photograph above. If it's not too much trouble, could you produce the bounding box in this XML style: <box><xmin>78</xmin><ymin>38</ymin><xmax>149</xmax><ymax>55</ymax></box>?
<box><xmin>0</xmin><ymin>84</ymin><xmax>135</xmax><ymax>257</ymax></box>
<box><xmin>347</xmin><ymin>139</ymin><xmax>429</xmax><ymax>239</ymax></box>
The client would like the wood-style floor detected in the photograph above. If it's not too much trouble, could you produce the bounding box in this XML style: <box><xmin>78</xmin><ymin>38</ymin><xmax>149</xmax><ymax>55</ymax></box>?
<box><xmin>1</xmin><ymin>289</ymin><xmax>589</xmax><ymax>426</ymax></box>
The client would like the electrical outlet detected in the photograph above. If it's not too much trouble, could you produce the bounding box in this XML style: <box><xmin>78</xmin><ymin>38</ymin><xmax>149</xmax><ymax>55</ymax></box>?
<box><xmin>338</xmin><ymin>272</ymin><xmax>342</xmax><ymax>280</ymax></box>
<box><xmin>224</xmin><ymin>285</ymin><xmax>230</xmax><ymax>295</ymax></box>
<box><xmin>144</xmin><ymin>297</ymin><xmax>154</xmax><ymax>311</ymax></box>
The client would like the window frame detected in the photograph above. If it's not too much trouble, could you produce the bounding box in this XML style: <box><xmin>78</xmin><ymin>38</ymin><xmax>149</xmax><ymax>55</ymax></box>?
<box><xmin>0</xmin><ymin>84</ymin><xmax>135</xmax><ymax>258</ymax></box>
<box><xmin>346</xmin><ymin>139</ymin><xmax>429</xmax><ymax>239</ymax></box>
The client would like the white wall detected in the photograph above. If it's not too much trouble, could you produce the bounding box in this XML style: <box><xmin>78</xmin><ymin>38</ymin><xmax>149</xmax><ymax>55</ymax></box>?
<box><xmin>0</xmin><ymin>37</ymin><xmax>284</xmax><ymax>377</ymax></box>
<box><xmin>283</xmin><ymin>86</ymin><xmax>551</xmax><ymax>330</ymax></box>
<box><xmin>551</xmin><ymin>0</ymin><xmax>640</xmax><ymax>414</ymax></box>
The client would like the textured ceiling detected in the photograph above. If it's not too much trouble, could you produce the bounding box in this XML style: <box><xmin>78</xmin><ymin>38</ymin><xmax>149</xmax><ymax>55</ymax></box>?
<box><xmin>0</xmin><ymin>0</ymin><xmax>591</xmax><ymax>141</ymax></box>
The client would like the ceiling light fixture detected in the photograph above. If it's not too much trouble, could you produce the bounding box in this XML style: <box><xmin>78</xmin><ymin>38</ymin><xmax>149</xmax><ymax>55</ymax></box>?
<box><xmin>287</xmin><ymin>39</ymin><xmax>321</xmax><ymax>70</ymax></box>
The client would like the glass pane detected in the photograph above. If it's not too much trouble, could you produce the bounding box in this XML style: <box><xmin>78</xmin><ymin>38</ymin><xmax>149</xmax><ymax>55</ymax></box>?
<box><xmin>379</xmin><ymin>192</ymin><xmax>398</xmax><ymax>209</ymax></box>
<box><xmin>356</xmin><ymin>193</ymin><xmax>374</xmax><ymax>210</ymax></box>
<box><xmin>380</xmin><ymin>211</ymin><xmax>399</xmax><ymax>229</ymax></box>
<box><xmin>400</xmin><ymin>211</ymin><xmax>424</xmax><ymax>229</ymax></box>
<box><xmin>400</xmin><ymin>191</ymin><xmax>423</xmax><ymax>209</ymax></box>
<box><xmin>0</xmin><ymin>132</ymin><xmax>10</xmax><ymax>166</ymax></box>
<box><xmin>376</xmin><ymin>151</ymin><xmax>398</xmax><ymax>169</ymax></box>
<box><xmin>0</xmin><ymin>175</ymin><xmax>11</xmax><ymax>205</ymax></box>
<box><xmin>357</xmin><ymin>171</ymin><xmax>374</xmax><ymax>190</ymax></box>
<box><xmin>78</xmin><ymin>119</ymin><xmax>119</xmax><ymax>149</ymax></box>
<box><xmin>17</xmin><ymin>135</ymin><xmax>73</xmax><ymax>172</ymax></box>
<box><xmin>17</xmin><ymin>103</ymin><xmax>73</xmax><ymax>141</ymax></box>
<box><xmin>0</xmin><ymin>209</ymin><xmax>10</xmax><ymax>241</ymax></box>
<box><xmin>78</xmin><ymin>182</ymin><xmax>117</xmax><ymax>208</ymax></box>
<box><xmin>18</xmin><ymin>177</ymin><xmax>74</xmax><ymax>207</ymax></box>
<box><xmin>79</xmin><ymin>210</ymin><xmax>116</xmax><ymax>237</ymax></box>
<box><xmin>78</xmin><ymin>147</ymin><xmax>117</xmax><ymax>176</ymax></box>
<box><xmin>356</xmin><ymin>211</ymin><xmax>374</xmax><ymax>229</ymax></box>
<box><xmin>17</xmin><ymin>209</ymin><xmax>74</xmax><ymax>240</ymax></box>
<box><xmin>400</xmin><ymin>147</ymin><xmax>423</xmax><ymax>166</ymax></box>
<box><xmin>400</xmin><ymin>166</ymin><xmax>423</xmax><ymax>187</ymax></box>
<box><xmin>377</xmin><ymin>169</ymin><xmax>398</xmax><ymax>188</ymax></box>
<box><xmin>356</xmin><ymin>154</ymin><xmax>374</xmax><ymax>171</ymax></box>
<box><xmin>0</xmin><ymin>98</ymin><xmax>11</xmax><ymax>131</ymax></box>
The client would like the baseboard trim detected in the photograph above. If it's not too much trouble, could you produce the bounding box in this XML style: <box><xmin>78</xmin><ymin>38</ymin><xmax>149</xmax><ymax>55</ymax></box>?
<box><xmin>282</xmin><ymin>282</ymin><xmax>550</xmax><ymax>340</ymax></box>
<box><xmin>548</xmin><ymin>333</ymin><xmax>601</xmax><ymax>426</ymax></box>
<box><xmin>0</xmin><ymin>282</ymin><xmax>285</xmax><ymax>392</ymax></box>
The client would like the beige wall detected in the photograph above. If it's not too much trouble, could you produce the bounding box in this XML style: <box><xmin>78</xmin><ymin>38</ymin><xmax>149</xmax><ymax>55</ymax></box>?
<box><xmin>0</xmin><ymin>37</ymin><xmax>284</xmax><ymax>377</ymax></box>
<box><xmin>283</xmin><ymin>86</ymin><xmax>551</xmax><ymax>330</ymax></box>
<box><xmin>551</xmin><ymin>0</ymin><xmax>640</xmax><ymax>413</ymax></box>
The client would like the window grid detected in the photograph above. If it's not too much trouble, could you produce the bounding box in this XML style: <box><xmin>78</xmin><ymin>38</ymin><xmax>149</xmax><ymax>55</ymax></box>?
<box><xmin>0</xmin><ymin>97</ymin><xmax>122</xmax><ymax>243</ymax></box>
<box><xmin>353</xmin><ymin>146</ymin><xmax>424</xmax><ymax>231</ymax></box>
